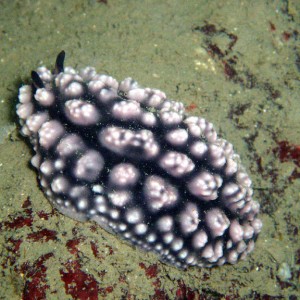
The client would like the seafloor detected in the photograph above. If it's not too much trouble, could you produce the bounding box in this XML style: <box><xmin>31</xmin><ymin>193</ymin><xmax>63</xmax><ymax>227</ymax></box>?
<box><xmin>0</xmin><ymin>1</ymin><xmax>299</xmax><ymax>299</ymax></box>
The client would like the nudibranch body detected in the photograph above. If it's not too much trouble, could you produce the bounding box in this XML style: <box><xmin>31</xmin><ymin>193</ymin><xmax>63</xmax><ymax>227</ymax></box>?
<box><xmin>16</xmin><ymin>51</ymin><xmax>262</xmax><ymax>268</ymax></box>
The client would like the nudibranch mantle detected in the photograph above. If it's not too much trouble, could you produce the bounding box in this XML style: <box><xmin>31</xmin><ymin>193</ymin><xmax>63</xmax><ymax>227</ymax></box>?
<box><xmin>16</xmin><ymin>51</ymin><xmax>262</xmax><ymax>268</ymax></box>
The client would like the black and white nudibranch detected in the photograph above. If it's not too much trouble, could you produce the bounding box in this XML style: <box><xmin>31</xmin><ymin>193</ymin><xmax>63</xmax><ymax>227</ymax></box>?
<box><xmin>16</xmin><ymin>51</ymin><xmax>262</xmax><ymax>268</ymax></box>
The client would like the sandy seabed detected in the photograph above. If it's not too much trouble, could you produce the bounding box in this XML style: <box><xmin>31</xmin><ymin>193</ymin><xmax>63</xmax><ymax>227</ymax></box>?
<box><xmin>0</xmin><ymin>1</ymin><xmax>299</xmax><ymax>299</ymax></box>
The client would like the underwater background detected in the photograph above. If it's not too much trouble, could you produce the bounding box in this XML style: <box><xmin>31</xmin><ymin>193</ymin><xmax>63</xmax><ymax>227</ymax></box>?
<box><xmin>0</xmin><ymin>0</ymin><xmax>299</xmax><ymax>299</ymax></box>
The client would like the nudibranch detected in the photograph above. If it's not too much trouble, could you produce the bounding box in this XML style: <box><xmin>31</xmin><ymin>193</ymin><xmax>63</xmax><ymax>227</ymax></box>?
<box><xmin>16</xmin><ymin>51</ymin><xmax>262</xmax><ymax>268</ymax></box>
